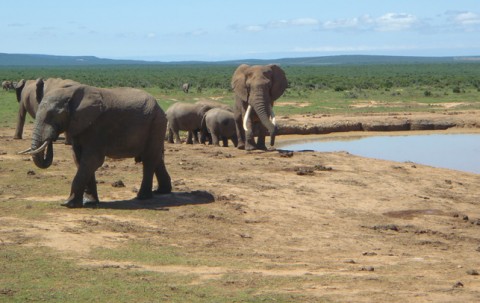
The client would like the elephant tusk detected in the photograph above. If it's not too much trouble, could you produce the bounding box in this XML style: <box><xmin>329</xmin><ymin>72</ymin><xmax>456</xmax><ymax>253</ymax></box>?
<box><xmin>17</xmin><ymin>147</ymin><xmax>33</xmax><ymax>155</ymax></box>
<box><xmin>270</xmin><ymin>109</ymin><xmax>276</xmax><ymax>125</ymax></box>
<box><xmin>243</xmin><ymin>105</ymin><xmax>252</xmax><ymax>131</ymax></box>
<box><xmin>24</xmin><ymin>141</ymin><xmax>49</xmax><ymax>155</ymax></box>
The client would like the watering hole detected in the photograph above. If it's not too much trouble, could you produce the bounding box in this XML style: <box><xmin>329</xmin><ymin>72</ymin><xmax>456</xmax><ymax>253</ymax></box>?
<box><xmin>280</xmin><ymin>133</ymin><xmax>480</xmax><ymax>174</ymax></box>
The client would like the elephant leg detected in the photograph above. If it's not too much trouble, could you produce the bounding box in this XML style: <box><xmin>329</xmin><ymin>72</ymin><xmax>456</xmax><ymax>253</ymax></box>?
<box><xmin>256</xmin><ymin>125</ymin><xmax>267</xmax><ymax>150</ymax></box>
<box><xmin>174</xmin><ymin>130</ymin><xmax>182</xmax><ymax>144</ymax></box>
<box><xmin>138</xmin><ymin>160</ymin><xmax>155</xmax><ymax>200</ymax></box>
<box><xmin>14</xmin><ymin>105</ymin><xmax>27</xmax><ymax>139</ymax></box>
<box><xmin>63</xmin><ymin>147</ymin><xmax>104</xmax><ymax>208</ymax></box>
<box><xmin>83</xmin><ymin>174</ymin><xmax>100</xmax><ymax>206</ymax></box>
<box><xmin>222</xmin><ymin>137</ymin><xmax>228</xmax><ymax>147</ymax></box>
<box><xmin>211</xmin><ymin>132</ymin><xmax>220</xmax><ymax>146</ymax></box>
<box><xmin>186</xmin><ymin>131</ymin><xmax>193</xmax><ymax>144</ymax></box>
<box><xmin>232</xmin><ymin>135</ymin><xmax>239</xmax><ymax>147</ymax></box>
<box><xmin>234</xmin><ymin>108</ymin><xmax>245</xmax><ymax>150</ymax></box>
<box><xmin>64</xmin><ymin>162</ymin><xmax>103</xmax><ymax>208</ymax></box>
<box><xmin>245</xmin><ymin>122</ymin><xmax>256</xmax><ymax>151</ymax></box>
<box><xmin>192</xmin><ymin>130</ymin><xmax>200</xmax><ymax>144</ymax></box>
<box><xmin>154</xmin><ymin>160</ymin><xmax>172</xmax><ymax>194</ymax></box>
<box><xmin>167</xmin><ymin>128</ymin><xmax>174</xmax><ymax>144</ymax></box>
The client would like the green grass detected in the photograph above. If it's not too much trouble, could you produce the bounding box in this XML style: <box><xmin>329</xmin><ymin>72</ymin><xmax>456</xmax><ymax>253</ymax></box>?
<box><xmin>1</xmin><ymin>245</ymin><xmax>327</xmax><ymax>302</ymax></box>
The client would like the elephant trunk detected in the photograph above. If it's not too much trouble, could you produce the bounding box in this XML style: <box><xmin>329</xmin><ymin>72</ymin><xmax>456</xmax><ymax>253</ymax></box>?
<box><xmin>31</xmin><ymin>120</ymin><xmax>54</xmax><ymax>169</ymax></box>
<box><xmin>250</xmin><ymin>98</ymin><xmax>277</xmax><ymax>146</ymax></box>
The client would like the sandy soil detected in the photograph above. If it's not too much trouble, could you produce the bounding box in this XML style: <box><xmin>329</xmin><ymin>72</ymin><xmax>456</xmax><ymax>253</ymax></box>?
<box><xmin>1</xmin><ymin>111</ymin><xmax>480</xmax><ymax>302</ymax></box>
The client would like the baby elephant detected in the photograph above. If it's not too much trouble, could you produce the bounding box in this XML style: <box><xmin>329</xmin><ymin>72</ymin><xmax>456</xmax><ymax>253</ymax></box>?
<box><xmin>201</xmin><ymin>108</ymin><xmax>238</xmax><ymax>147</ymax></box>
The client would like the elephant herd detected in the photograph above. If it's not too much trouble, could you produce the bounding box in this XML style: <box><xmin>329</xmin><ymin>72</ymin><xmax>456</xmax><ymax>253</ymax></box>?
<box><xmin>12</xmin><ymin>64</ymin><xmax>287</xmax><ymax>208</ymax></box>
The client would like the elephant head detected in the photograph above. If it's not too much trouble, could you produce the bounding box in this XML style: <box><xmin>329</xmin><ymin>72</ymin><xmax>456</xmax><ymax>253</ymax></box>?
<box><xmin>15</xmin><ymin>78</ymin><xmax>45</xmax><ymax>104</ymax></box>
<box><xmin>231</xmin><ymin>64</ymin><xmax>287</xmax><ymax>147</ymax></box>
<box><xmin>19</xmin><ymin>85</ymin><xmax>104</xmax><ymax>169</ymax></box>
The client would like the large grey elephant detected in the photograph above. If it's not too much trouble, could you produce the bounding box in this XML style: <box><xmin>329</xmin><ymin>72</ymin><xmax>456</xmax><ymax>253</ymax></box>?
<box><xmin>19</xmin><ymin>84</ymin><xmax>172</xmax><ymax>208</ymax></box>
<box><xmin>166</xmin><ymin>102</ymin><xmax>215</xmax><ymax>144</ymax></box>
<box><xmin>231</xmin><ymin>64</ymin><xmax>287</xmax><ymax>150</ymax></box>
<box><xmin>201</xmin><ymin>107</ymin><xmax>238</xmax><ymax>147</ymax></box>
<box><xmin>14</xmin><ymin>78</ymin><xmax>78</xmax><ymax>139</ymax></box>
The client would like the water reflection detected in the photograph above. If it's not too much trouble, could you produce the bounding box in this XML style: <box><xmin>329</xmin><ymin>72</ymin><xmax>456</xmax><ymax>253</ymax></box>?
<box><xmin>281</xmin><ymin>134</ymin><xmax>480</xmax><ymax>174</ymax></box>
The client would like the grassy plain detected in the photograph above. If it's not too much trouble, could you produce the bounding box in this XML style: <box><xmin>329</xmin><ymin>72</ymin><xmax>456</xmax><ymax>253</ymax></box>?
<box><xmin>1</xmin><ymin>63</ymin><xmax>480</xmax><ymax>302</ymax></box>
<box><xmin>2</xmin><ymin>62</ymin><xmax>480</xmax><ymax>118</ymax></box>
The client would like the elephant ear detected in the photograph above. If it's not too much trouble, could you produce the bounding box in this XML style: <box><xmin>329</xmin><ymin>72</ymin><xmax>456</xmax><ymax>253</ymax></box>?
<box><xmin>35</xmin><ymin>78</ymin><xmax>45</xmax><ymax>103</ymax></box>
<box><xmin>67</xmin><ymin>86</ymin><xmax>105</xmax><ymax>137</ymax></box>
<box><xmin>15</xmin><ymin>79</ymin><xmax>25</xmax><ymax>102</ymax></box>
<box><xmin>269</xmin><ymin>64</ymin><xmax>288</xmax><ymax>102</ymax></box>
<box><xmin>231</xmin><ymin>64</ymin><xmax>250</xmax><ymax>101</ymax></box>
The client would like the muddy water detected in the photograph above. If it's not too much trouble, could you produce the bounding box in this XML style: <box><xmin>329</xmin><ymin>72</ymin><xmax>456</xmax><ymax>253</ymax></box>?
<box><xmin>280</xmin><ymin>134</ymin><xmax>480</xmax><ymax>174</ymax></box>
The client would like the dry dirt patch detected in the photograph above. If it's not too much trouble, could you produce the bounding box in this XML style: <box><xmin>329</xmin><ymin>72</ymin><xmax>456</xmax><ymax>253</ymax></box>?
<box><xmin>1</xmin><ymin>113</ymin><xmax>480</xmax><ymax>302</ymax></box>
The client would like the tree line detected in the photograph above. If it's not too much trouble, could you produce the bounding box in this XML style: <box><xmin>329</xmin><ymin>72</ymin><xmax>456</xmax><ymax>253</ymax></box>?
<box><xmin>1</xmin><ymin>63</ymin><xmax>479</xmax><ymax>92</ymax></box>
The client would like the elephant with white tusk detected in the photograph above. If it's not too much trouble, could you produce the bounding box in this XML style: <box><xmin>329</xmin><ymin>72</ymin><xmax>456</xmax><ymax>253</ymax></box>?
<box><xmin>231</xmin><ymin>64</ymin><xmax>287</xmax><ymax>151</ymax></box>
<box><xmin>19</xmin><ymin>84</ymin><xmax>172</xmax><ymax>208</ymax></box>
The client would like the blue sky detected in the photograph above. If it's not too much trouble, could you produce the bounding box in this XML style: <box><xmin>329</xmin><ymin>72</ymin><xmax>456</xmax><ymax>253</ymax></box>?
<box><xmin>2</xmin><ymin>0</ymin><xmax>480</xmax><ymax>61</ymax></box>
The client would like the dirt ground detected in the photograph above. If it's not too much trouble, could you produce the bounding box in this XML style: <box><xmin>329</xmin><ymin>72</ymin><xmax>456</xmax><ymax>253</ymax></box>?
<box><xmin>1</xmin><ymin>111</ymin><xmax>480</xmax><ymax>302</ymax></box>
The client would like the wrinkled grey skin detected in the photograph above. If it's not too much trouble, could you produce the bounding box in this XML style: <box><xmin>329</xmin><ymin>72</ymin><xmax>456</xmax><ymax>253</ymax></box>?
<box><xmin>166</xmin><ymin>102</ymin><xmax>215</xmax><ymax>144</ymax></box>
<box><xmin>14</xmin><ymin>78</ymin><xmax>78</xmax><ymax>139</ymax></box>
<box><xmin>27</xmin><ymin>84</ymin><xmax>172</xmax><ymax>208</ymax></box>
<box><xmin>201</xmin><ymin>107</ymin><xmax>238</xmax><ymax>147</ymax></box>
<box><xmin>182</xmin><ymin>83</ymin><xmax>190</xmax><ymax>93</ymax></box>
<box><xmin>231</xmin><ymin>64</ymin><xmax>287</xmax><ymax>151</ymax></box>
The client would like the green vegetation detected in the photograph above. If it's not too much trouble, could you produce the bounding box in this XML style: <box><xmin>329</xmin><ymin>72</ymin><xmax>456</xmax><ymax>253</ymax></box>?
<box><xmin>3</xmin><ymin>61</ymin><xmax>479</xmax><ymax>121</ymax></box>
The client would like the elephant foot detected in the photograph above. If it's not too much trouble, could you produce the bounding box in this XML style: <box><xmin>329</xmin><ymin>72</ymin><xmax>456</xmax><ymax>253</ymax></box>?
<box><xmin>82</xmin><ymin>194</ymin><xmax>100</xmax><ymax>208</ymax></box>
<box><xmin>237</xmin><ymin>143</ymin><xmax>245</xmax><ymax>150</ymax></box>
<box><xmin>13</xmin><ymin>136</ymin><xmax>22</xmax><ymax>140</ymax></box>
<box><xmin>245</xmin><ymin>142</ymin><xmax>257</xmax><ymax>151</ymax></box>
<box><xmin>61</xmin><ymin>199</ymin><xmax>84</xmax><ymax>208</ymax></box>
<box><xmin>154</xmin><ymin>187</ymin><xmax>172</xmax><ymax>195</ymax></box>
<box><xmin>137</xmin><ymin>191</ymin><xmax>153</xmax><ymax>200</ymax></box>
<box><xmin>256</xmin><ymin>144</ymin><xmax>268</xmax><ymax>151</ymax></box>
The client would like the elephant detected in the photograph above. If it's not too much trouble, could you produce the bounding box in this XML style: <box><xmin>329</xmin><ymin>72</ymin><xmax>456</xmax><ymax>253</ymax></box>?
<box><xmin>231</xmin><ymin>64</ymin><xmax>287</xmax><ymax>150</ymax></box>
<box><xmin>201</xmin><ymin>107</ymin><xmax>238</xmax><ymax>147</ymax></box>
<box><xmin>182</xmin><ymin>83</ymin><xmax>190</xmax><ymax>93</ymax></box>
<box><xmin>166</xmin><ymin>102</ymin><xmax>216</xmax><ymax>144</ymax></box>
<box><xmin>2</xmin><ymin>80</ymin><xmax>14</xmax><ymax>91</ymax></box>
<box><xmin>195</xmin><ymin>99</ymin><xmax>233</xmax><ymax>112</ymax></box>
<box><xmin>18</xmin><ymin>84</ymin><xmax>172</xmax><ymax>208</ymax></box>
<box><xmin>14</xmin><ymin>78</ymin><xmax>78</xmax><ymax>139</ymax></box>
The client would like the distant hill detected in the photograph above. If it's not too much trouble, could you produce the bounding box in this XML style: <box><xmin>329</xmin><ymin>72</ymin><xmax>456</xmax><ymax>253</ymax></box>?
<box><xmin>1</xmin><ymin>53</ymin><xmax>479</xmax><ymax>67</ymax></box>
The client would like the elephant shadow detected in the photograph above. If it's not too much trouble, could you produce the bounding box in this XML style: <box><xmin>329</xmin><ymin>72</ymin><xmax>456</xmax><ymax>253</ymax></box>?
<box><xmin>91</xmin><ymin>190</ymin><xmax>215</xmax><ymax>210</ymax></box>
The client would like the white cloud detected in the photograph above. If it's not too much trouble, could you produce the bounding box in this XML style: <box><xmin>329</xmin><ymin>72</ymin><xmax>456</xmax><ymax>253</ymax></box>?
<box><xmin>452</xmin><ymin>11</ymin><xmax>480</xmax><ymax>25</ymax></box>
<box><xmin>245</xmin><ymin>25</ymin><xmax>264</xmax><ymax>32</ymax></box>
<box><xmin>232</xmin><ymin>17</ymin><xmax>318</xmax><ymax>32</ymax></box>
<box><xmin>290</xmin><ymin>18</ymin><xmax>319</xmax><ymax>26</ymax></box>
<box><xmin>375</xmin><ymin>13</ymin><xmax>418</xmax><ymax>31</ymax></box>
<box><xmin>321</xmin><ymin>13</ymin><xmax>419</xmax><ymax>32</ymax></box>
